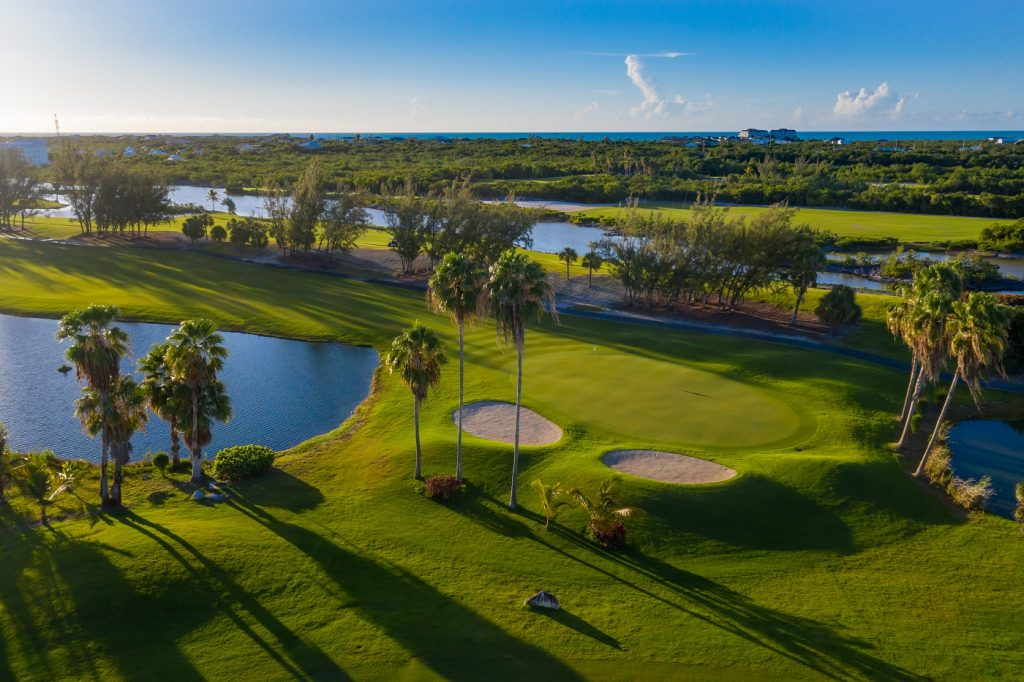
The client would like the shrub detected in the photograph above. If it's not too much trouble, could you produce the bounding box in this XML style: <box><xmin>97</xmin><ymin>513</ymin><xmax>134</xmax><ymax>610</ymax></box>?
<box><xmin>209</xmin><ymin>224</ymin><xmax>227</xmax><ymax>242</ymax></box>
<box><xmin>948</xmin><ymin>476</ymin><xmax>994</xmax><ymax>512</ymax></box>
<box><xmin>423</xmin><ymin>474</ymin><xmax>464</xmax><ymax>500</ymax></box>
<box><xmin>1015</xmin><ymin>482</ymin><xmax>1024</xmax><ymax>524</ymax></box>
<box><xmin>152</xmin><ymin>452</ymin><xmax>170</xmax><ymax>474</ymax></box>
<box><xmin>815</xmin><ymin>285</ymin><xmax>862</xmax><ymax>334</ymax></box>
<box><xmin>923</xmin><ymin>444</ymin><xmax>953</xmax><ymax>488</ymax></box>
<box><xmin>211</xmin><ymin>445</ymin><xmax>275</xmax><ymax>481</ymax></box>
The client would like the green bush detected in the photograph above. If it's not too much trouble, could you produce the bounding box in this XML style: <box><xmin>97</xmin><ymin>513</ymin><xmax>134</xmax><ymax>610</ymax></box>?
<box><xmin>152</xmin><ymin>452</ymin><xmax>170</xmax><ymax>474</ymax></box>
<box><xmin>212</xmin><ymin>445</ymin><xmax>275</xmax><ymax>481</ymax></box>
<box><xmin>815</xmin><ymin>285</ymin><xmax>862</xmax><ymax>333</ymax></box>
<box><xmin>1015</xmin><ymin>482</ymin><xmax>1024</xmax><ymax>524</ymax></box>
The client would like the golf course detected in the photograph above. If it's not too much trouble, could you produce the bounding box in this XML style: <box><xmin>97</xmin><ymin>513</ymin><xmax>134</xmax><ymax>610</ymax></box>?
<box><xmin>1</xmin><ymin>237</ymin><xmax>1022</xmax><ymax>680</ymax></box>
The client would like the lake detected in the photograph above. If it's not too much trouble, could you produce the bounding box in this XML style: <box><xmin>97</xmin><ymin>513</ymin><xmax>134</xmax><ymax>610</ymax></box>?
<box><xmin>947</xmin><ymin>419</ymin><xmax>1024</xmax><ymax>519</ymax></box>
<box><xmin>0</xmin><ymin>314</ymin><xmax>378</xmax><ymax>463</ymax></box>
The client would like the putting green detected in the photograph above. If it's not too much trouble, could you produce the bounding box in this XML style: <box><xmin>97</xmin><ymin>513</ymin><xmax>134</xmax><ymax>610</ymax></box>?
<box><xmin>523</xmin><ymin>350</ymin><xmax>804</xmax><ymax>447</ymax></box>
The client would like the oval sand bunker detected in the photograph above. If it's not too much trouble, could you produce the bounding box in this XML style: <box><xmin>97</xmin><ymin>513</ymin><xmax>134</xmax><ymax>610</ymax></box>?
<box><xmin>603</xmin><ymin>449</ymin><xmax>736</xmax><ymax>484</ymax></box>
<box><xmin>456</xmin><ymin>401</ymin><xmax>563</xmax><ymax>445</ymax></box>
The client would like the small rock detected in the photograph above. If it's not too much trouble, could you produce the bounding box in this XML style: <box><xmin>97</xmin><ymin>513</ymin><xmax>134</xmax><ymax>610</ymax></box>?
<box><xmin>525</xmin><ymin>591</ymin><xmax>560</xmax><ymax>610</ymax></box>
<box><xmin>191</xmin><ymin>490</ymin><xmax>205</xmax><ymax>501</ymax></box>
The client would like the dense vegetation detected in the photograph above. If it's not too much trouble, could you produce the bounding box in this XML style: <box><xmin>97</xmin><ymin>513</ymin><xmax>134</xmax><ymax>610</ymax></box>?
<box><xmin>9</xmin><ymin>133</ymin><xmax>1024</xmax><ymax>218</ymax></box>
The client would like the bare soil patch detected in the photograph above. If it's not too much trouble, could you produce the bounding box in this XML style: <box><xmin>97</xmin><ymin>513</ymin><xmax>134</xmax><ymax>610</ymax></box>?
<box><xmin>457</xmin><ymin>401</ymin><xmax>563</xmax><ymax>445</ymax></box>
<box><xmin>603</xmin><ymin>449</ymin><xmax>736</xmax><ymax>484</ymax></box>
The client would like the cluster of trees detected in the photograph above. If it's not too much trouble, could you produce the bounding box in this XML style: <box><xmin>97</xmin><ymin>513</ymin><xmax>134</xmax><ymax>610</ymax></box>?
<box><xmin>43</xmin><ymin>133</ymin><xmax>1024</xmax><ymax>219</ymax></box>
<box><xmin>878</xmin><ymin>248</ymin><xmax>1002</xmax><ymax>287</ymax></box>
<box><xmin>888</xmin><ymin>265</ymin><xmax>1012</xmax><ymax>486</ymax></box>
<box><xmin>57</xmin><ymin>305</ymin><xmax>231</xmax><ymax>509</ymax></box>
<box><xmin>386</xmin><ymin>249</ymin><xmax>556</xmax><ymax>510</ymax></box>
<box><xmin>979</xmin><ymin>219</ymin><xmax>1024</xmax><ymax>252</ymax></box>
<box><xmin>52</xmin><ymin>141</ymin><xmax>172</xmax><ymax>236</ymax></box>
<box><xmin>595</xmin><ymin>204</ymin><xmax>829</xmax><ymax>325</ymax></box>
<box><xmin>0</xmin><ymin>147</ymin><xmax>43</xmax><ymax>228</ymax></box>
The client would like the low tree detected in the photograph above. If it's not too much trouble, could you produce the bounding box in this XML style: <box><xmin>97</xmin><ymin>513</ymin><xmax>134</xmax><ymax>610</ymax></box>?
<box><xmin>182</xmin><ymin>214</ymin><xmax>211</xmax><ymax>246</ymax></box>
<box><xmin>581</xmin><ymin>248</ymin><xmax>603</xmax><ymax>287</ymax></box>
<box><xmin>210</xmin><ymin>224</ymin><xmax>227</xmax><ymax>242</ymax></box>
<box><xmin>385</xmin><ymin>189</ymin><xmax>431</xmax><ymax>274</ymax></box>
<box><xmin>52</xmin><ymin>140</ymin><xmax>105</xmax><ymax>235</ymax></box>
<box><xmin>815</xmin><ymin>285</ymin><xmax>862</xmax><ymax>334</ymax></box>
<box><xmin>288</xmin><ymin>161</ymin><xmax>326</xmax><ymax>253</ymax></box>
<box><xmin>222</xmin><ymin>196</ymin><xmax>236</xmax><ymax>214</ymax></box>
<box><xmin>320</xmin><ymin>189</ymin><xmax>370</xmax><ymax>254</ymax></box>
<box><xmin>569</xmin><ymin>477</ymin><xmax>644</xmax><ymax>549</ymax></box>
<box><xmin>557</xmin><ymin>246</ymin><xmax>578</xmax><ymax>281</ymax></box>
<box><xmin>530</xmin><ymin>479</ymin><xmax>570</xmax><ymax>529</ymax></box>
<box><xmin>385</xmin><ymin>323</ymin><xmax>447</xmax><ymax>480</ymax></box>
<box><xmin>782</xmin><ymin>225</ymin><xmax>826</xmax><ymax>325</ymax></box>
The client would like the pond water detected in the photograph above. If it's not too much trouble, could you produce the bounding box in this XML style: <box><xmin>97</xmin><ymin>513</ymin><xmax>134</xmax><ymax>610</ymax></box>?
<box><xmin>0</xmin><ymin>314</ymin><xmax>378</xmax><ymax>464</ymax></box>
<box><xmin>947</xmin><ymin>419</ymin><xmax>1024</xmax><ymax>519</ymax></box>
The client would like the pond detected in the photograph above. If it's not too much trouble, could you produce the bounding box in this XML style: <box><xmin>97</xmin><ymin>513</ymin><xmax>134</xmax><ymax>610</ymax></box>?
<box><xmin>947</xmin><ymin>419</ymin><xmax>1024</xmax><ymax>519</ymax></box>
<box><xmin>0</xmin><ymin>314</ymin><xmax>378</xmax><ymax>464</ymax></box>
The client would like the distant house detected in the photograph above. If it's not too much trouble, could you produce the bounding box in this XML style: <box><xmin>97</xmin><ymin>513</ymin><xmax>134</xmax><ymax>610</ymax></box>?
<box><xmin>123</xmin><ymin>146</ymin><xmax>137</xmax><ymax>156</ymax></box>
<box><xmin>738</xmin><ymin>128</ymin><xmax>800</xmax><ymax>142</ymax></box>
<box><xmin>297</xmin><ymin>140</ymin><xmax>322</xmax><ymax>150</ymax></box>
<box><xmin>149</xmin><ymin>149</ymin><xmax>167</xmax><ymax>156</ymax></box>
<box><xmin>0</xmin><ymin>139</ymin><xmax>49</xmax><ymax>165</ymax></box>
<box><xmin>828</xmin><ymin>137</ymin><xmax>850</xmax><ymax>146</ymax></box>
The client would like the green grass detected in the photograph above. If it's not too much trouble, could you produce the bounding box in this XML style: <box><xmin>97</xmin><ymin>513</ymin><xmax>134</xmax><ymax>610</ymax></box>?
<box><xmin>0</xmin><ymin>239</ymin><xmax>1022</xmax><ymax>680</ymax></box>
<box><xmin>575</xmin><ymin>202</ymin><xmax>1005</xmax><ymax>244</ymax></box>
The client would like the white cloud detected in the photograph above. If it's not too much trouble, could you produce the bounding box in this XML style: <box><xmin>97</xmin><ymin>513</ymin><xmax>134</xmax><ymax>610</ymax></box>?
<box><xmin>409</xmin><ymin>96</ymin><xmax>428</xmax><ymax>119</ymax></box>
<box><xmin>791</xmin><ymin>106</ymin><xmax>805</xmax><ymax>124</ymax></box>
<box><xmin>578</xmin><ymin>51</ymin><xmax>692</xmax><ymax>58</ymax></box>
<box><xmin>597</xmin><ymin>89</ymin><xmax>622</xmax><ymax>96</ymax></box>
<box><xmin>625</xmin><ymin>54</ymin><xmax>668</xmax><ymax>117</ymax></box>
<box><xmin>833</xmin><ymin>82</ymin><xmax>906</xmax><ymax>119</ymax></box>
<box><xmin>574</xmin><ymin>101</ymin><xmax>600</xmax><ymax>120</ymax></box>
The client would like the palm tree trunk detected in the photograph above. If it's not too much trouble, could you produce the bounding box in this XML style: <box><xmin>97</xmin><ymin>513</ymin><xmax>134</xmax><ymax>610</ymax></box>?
<box><xmin>509</xmin><ymin>342</ymin><xmax>523</xmax><ymax>510</ymax></box>
<box><xmin>897</xmin><ymin>370</ymin><xmax>926</xmax><ymax>448</ymax></box>
<box><xmin>413</xmin><ymin>395</ymin><xmax>422</xmax><ymax>480</ymax></box>
<box><xmin>456</xmin><ymin>321</ymin><xmax>465</xmax><ymax>481</ymax></box>
<box><xmin>791</xmin><ymin>288</ymin><xmax>805</xmax><ymax>326</ymax></box>
<box><xmin>111</xmin><ymin>459</ymin><xmax>122</xmax><ymax>507</ymax></box>
<box><xmin>915</xmin><ymin>373</ymin><xmax>960</xmax><ymax>477</ymax></box>
<box><xmin>899</xmin><ymin>360</ymin><xmax>920</xmax><ymax>422</ymax></box>
<box><xmin>170</xmin><ymin>419</ymin><xmax>181</xmax><ymax>468</ymax></box>
<box><xmin>39</xmin><ymin>503</ymin><xmax>48</xmax><ymax>526</ymax></box>
<box><xmin>100</xmin><ymin>435</ymin><xmax>110</xmax><ymax>507</ymax></box>
<box><xmin>191</xmin><ymin>391</ymin><xmax>202</xmax><ymax>484</ymax></box>
<box><xmin>588</xmin><ymin>268</ymin><xmax>593</xmax><ymax>287</ymax></box>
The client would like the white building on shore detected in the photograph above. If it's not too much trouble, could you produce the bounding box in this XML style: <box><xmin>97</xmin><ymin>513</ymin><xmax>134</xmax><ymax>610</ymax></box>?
<box><xmin>0</xmin><ymin>139</ymin><xmax>50</xmax><ymax>165</ymax></box>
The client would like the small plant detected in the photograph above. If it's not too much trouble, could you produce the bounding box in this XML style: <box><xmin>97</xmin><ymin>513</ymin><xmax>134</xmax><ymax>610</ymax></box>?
<box><xmin>423</xmin><ymin>474</ymin><xmax>464</xmax><ymax>500</ymax></box>
<box><xmin>530</xmin><ymin>479</ymin><xmax>570</xmax><ymax>529</ymax></box>
<box><xmin>211</xmin><ymin>445</ymin><xmax>275</xmax><ymax>481</ymax></box>
<box><xmin>1014</xmin><ymin>482</ymin><xmax>1024</xmax><ymax>524</ymax></box>
<box><xmin>948</xmin><ymin>476</ymin><xmax>994</xmax><ymax>512</ymax></box>
<box><xmin>923</xmin><ymin>444</ymin><xmax>953</xmax><ymax>488</ymax></box>
<box><xmin>152</xmin><ymin>452</ymin><xmax>170</xmax><ymax>475</ymax></box>
<box><xmin>14</xmin><ymin>451</ymin><xmax>77</xmax><ymax>525</ymax></box>
<box><xmin>569</xmin><ymin>477</ymin><xmax>644</xmax><ymax>550</ymax></box>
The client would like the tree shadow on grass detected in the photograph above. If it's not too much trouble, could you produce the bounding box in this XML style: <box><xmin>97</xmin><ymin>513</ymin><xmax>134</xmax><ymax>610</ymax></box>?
<box><xmin>225</xmin><ymin>490</ymin><xmax>584</xmax><ymax>681</ymax></box>
<box><xmin>114</xmin><ymin>512</ymin><xmax>349</xmax><ymax>680</ymax></box>
<box><xmin>535</xmin><ymin>608</ymin><xmax>622</xmax><ymax>650</ymax></box>
<box><xmin>0</xmin><ymin>526</ymin><xmax>206</xmax><ymax>680</ymax></box>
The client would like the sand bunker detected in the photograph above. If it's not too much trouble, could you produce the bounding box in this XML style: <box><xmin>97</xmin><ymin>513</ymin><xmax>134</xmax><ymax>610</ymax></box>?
<box><xmin>456</xmin><ymin>401</ymin><xmax>563</xmax><ymax>445</ymax></box>
<box><xmin>603</xmin><ymin>449</ymin><xmax>736</xmax><ymax>484</ymax></box>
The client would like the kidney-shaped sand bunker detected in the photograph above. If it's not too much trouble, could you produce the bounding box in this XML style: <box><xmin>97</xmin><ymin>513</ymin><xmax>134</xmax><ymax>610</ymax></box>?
<box><xmin>455</xmin><ymin>401</ymin><xmax>563</xmax><ymax>445</ymax></box>
<box><xmin>603</xmin><ymin>449</ymin><xmax>736</xmax><ymax>484</ymax></box>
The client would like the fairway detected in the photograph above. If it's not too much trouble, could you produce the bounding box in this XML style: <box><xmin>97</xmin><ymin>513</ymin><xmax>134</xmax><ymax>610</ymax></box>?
<box><xmin>1</xmin><ymin>239</ymin><xmax>1023</xmax><ymax>680</ymax></box>
<box><xmin>575</xmin><ymin>203</ymin><xmax>1004</xmax><ymax>244</ymax></box>
<box><xmin>520</xmin><ymin>349</ymin><xmax>804</xmax><ymax>448</ymax></box>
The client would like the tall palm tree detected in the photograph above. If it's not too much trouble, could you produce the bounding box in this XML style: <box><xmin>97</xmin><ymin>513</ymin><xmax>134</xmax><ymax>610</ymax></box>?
<box><xmin>894</xmin><ymin>266</ymin><xmax>962</xmax><ymax>448</ymax></box>
<box><xmin>581</xmin><ymin>249</ymin><xmax>603</xmax><ymax>288</ymax></box>
<box><xmin>0</xmin><ymin>421</ymin><xmax>18</xmax><ymax>505</ymax></box>
<box><xmin>887</xmin><ymin>284</ymin><xmax>919</xmax><ymax>423</ymax></box>
<box><xmin>139</xmin><ymin>341</ymin><xmax>184</xmax><ymax>468</ymax></box>
<box><xmin>557</xmin><ymin>247</ymin><xmax>578</xmax><ymax>281</ymax></box>
<box><xmin>77</xmin><ymin>378</ymin><xmax>148</xmax><ymax>506</ymax></box>
<box><xmin>428</xmin><ymin>252</ymin><xmax>487</xmax><ymax>481</ymax></box>
<box><xmin>915</xmin><ymin>292</ymin><xmax>1009</xmax><ymax>477</ymax></box>
<box><xmin>385</xmin><ymin>323</ymin><xmax>447</xmax><ymax>480</ymax></box>
<box><xmin>207</xmin><ymin>189</ymin><xmax>219</xmax><ymax>212</ymax></box>
<box><xmin>487</xmin><ymin>250</ymin><xmax>558</xmax><ymax>510</ymax></box>
<box><xmin>165</xmin><ymin>319</ymin><xmax>232</xmax><ymax>485</ymax></box>
<box><xmin>57</xmin><ymin>304</ymin><xmax>129</xmax><ymax>506</ymax></box>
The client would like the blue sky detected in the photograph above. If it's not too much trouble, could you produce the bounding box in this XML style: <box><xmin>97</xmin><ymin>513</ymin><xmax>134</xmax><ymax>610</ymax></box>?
<box><xmin>2</xmin><ymin>0</ymin><xmax>1022</xmax><ymax>133</ymax></box>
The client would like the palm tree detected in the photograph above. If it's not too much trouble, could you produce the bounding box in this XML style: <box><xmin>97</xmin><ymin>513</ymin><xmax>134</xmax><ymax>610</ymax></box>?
<box><xmin>139</xmin><ymin>342</ymin><xmax>185</xmax><ymax>468</ymax></box>
<box><xmin>915</xmin><ymin>292</ymin><xmax>1009</xmax><ymax>477</ymax></box>
<box><xmin>165</xmin><ymin>319</ymin><xmax>232</xmax><ymax>485</ymax></box>
<box><xmin>557</xmin><ymin>247</ymin><xmax>578</xmax><ymax>281</ymax></box>
<box><xmin>568</xmin><ymin>477</ymin><xmax>644</xmax><ymax>549</ymax></box>
<box><xmin>487</xmin><ymin>250</ymin><xmax>558</xmax><ymax>510</ymax></box>
<box><xmin>581</xmin><ymin>249</ymin><xmax>603</xmax><ymax>288</ymax></box>
<box><xmin>207</xmin><ymin>189</ymin><xmax>219</xmax><ymax>211</ymax></box>
<box><xmin>57</xmin><ymin>304</ymin><xmax>129</xmax><ymax>507</ymax></box>
<box><xmin>894</xmin><ymin>266</ymin><xmax>962</xmax><ymax>448</ymax></box>
<box><xmin>385</xmin><ymin>323</ymin><xmax>447</xmax><ymax>480</ymax></box>
<box><xmin>0</xmin><ymin>421</ymin><xmax>18</xmax><ymax>505</ymax></box>
<box><xmin>887</xmin><ymin>284</ymin><xmax>919</xmax><ymax>423</ymax></box>
<box><xmin>107</xmin><ymin>377</ymin><xmax>148</xmax><ymax>505</ymax></box>
<box><xmin>530</xmin><ymin>479</ymin><xmax>570</xmax><ymax>529</ymax></box>
<box><xmin>427</xmin><ymin>252</ymin><xmax>487</xmax><ymax>481</ymax></box>
<box><xmin>14</xmin><ymin>452</ymin><xmax>58</xmax><ymax>525</ymax></box>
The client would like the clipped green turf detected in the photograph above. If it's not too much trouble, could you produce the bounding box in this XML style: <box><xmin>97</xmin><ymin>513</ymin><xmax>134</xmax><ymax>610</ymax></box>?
<box><xmin>0</xmin><ymin>238</ymin><xmax>1022</xmax><ymax>680</ymax></box>
<box><xmin>576</xmin><ymin>203</ymin><xmax>1005</xmax><ymax>244</ymax></box>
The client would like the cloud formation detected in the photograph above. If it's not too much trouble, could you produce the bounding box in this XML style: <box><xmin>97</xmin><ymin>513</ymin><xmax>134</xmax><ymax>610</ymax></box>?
<box><xmin>574</xmin><ymin>101</ymin><xmax>600</xmax><ymax>120</ymax></box>
<box><xmin>409</xmin><ymin>96</ymin><xmax>428</xmax><ymax>118</ymax></box>
<box><xmin>625</xmin><ymin>55</ymin><xmax>666</xmax><ymax>117</ymax></box>
<box><xmin>579</xmin><ymin>51</ymin><xmax>692</xmax><ymax>58</ymax></box>
<box><xmin>833</xmin><ymin>82</ymin><xmax>905</xmax><ymax>119</ymax></box>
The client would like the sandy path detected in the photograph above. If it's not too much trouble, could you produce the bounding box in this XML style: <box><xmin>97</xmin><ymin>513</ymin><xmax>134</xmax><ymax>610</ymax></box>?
<box><xmin>456</xmin><ymin>401</ymin><xmax>563</xmax><ymax>445</ymax></box>
<box><xmin>603</xmin><ymin>449</ymin><xmax>736</xmax><ymax>484</ymax></box>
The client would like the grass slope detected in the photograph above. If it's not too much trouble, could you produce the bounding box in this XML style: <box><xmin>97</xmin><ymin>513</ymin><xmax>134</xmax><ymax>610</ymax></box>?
<box><xmin>0</xmin><ymin>239</ymin><xmax>1022</xmax><ymax>680</ymax></box>
<box><xmin>575</xmin><ymin>203</ymin><xmax>1003</xmax><ymax>244</ymax></box>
